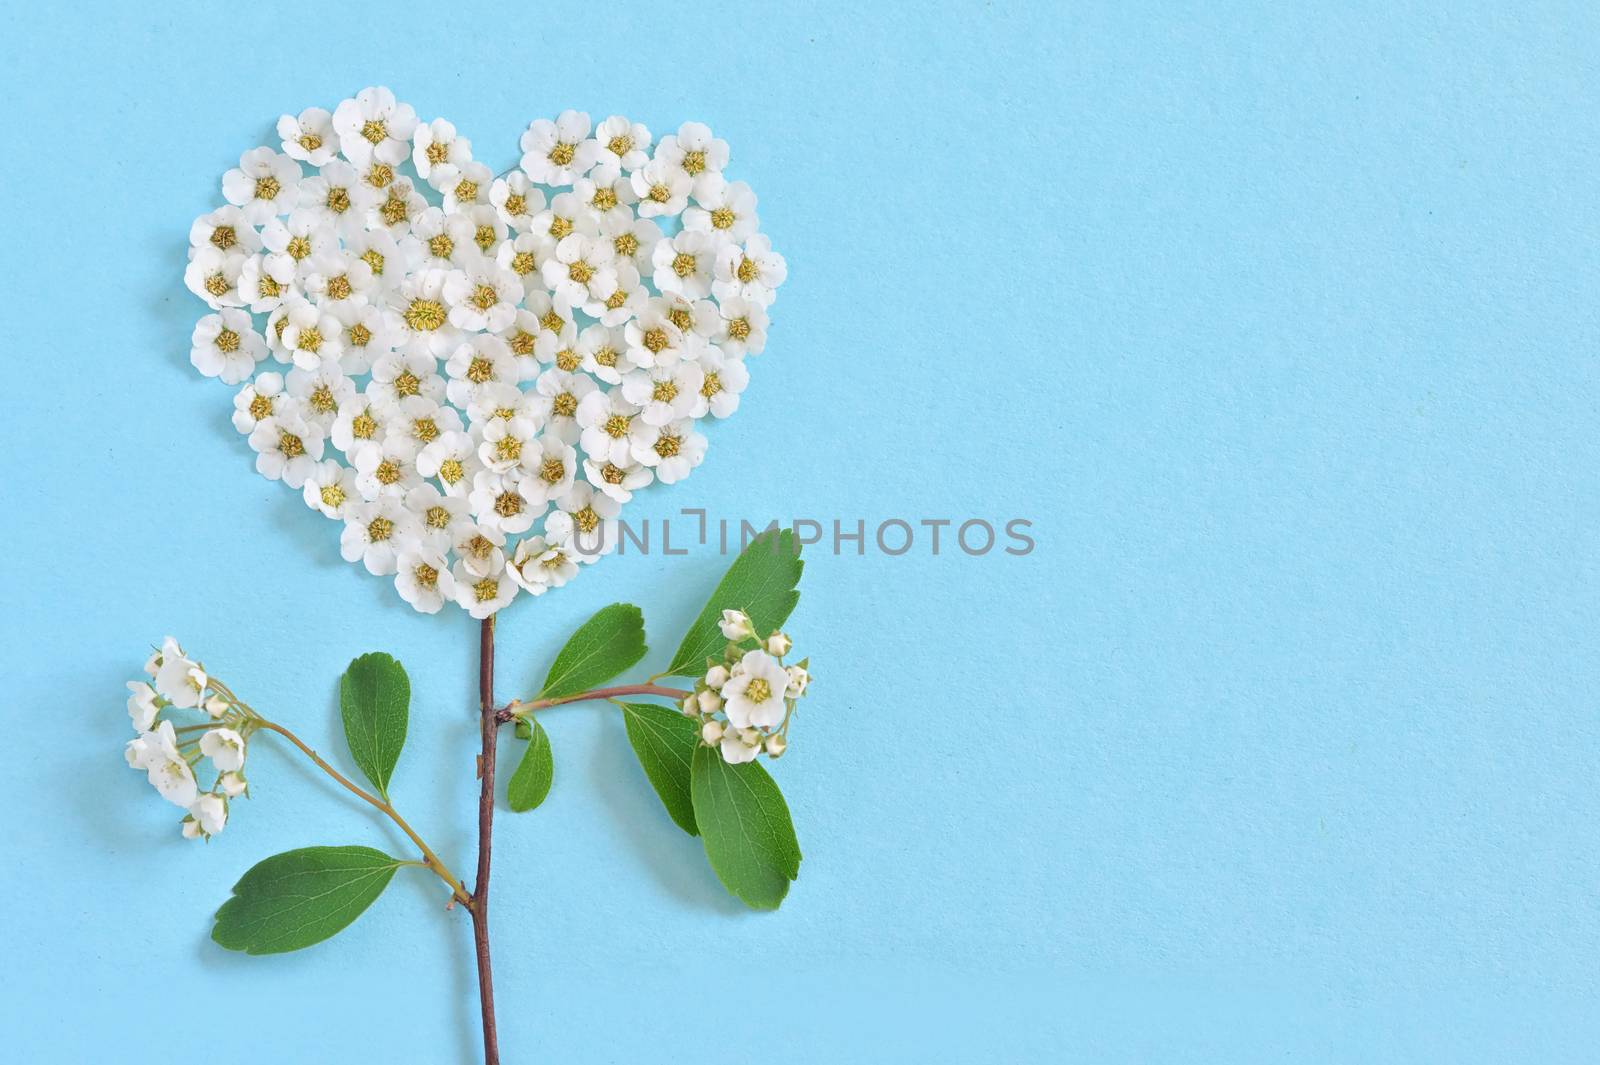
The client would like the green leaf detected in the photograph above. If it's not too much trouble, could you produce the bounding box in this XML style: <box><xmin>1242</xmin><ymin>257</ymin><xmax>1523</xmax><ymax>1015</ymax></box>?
<box><xmin>665</xmin><ymin>529</ymin><xmax>803</xmax><ymax>677</ymax></box>
<box><xmin>339</xmin><ymin>652</ymin><xmax>409</xmax><ymax>801</ymax></box>
<box><xmin>539</xmin><ymin>603</ymin><xmax>647</xmax><ymax>699</ymax></box>
<box><xmin>620</xmin><ymin>702</ymin><xmax>700</xmax><ymax>835</ymax></box>
<box><xmin>690</xmin><ymin>745</ymin><xmax>801</xmax><ymax>909</ymax></box>
<box><xmin>211</xmin><ymin>846</ymin><xmax>403</xmax><ymax>955</ymax></box>
<box><xmin>507</xmin><ymin>716</ymin><xmax>554</xmax><ymax>812</ymax></box>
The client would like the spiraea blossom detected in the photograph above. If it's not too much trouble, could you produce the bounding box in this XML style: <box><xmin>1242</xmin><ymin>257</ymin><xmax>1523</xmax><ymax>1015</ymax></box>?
<box><xmin>124</xmin><ymin>638</ymin><xmax>263</xmax><ymax>839</ymax></box>
<box><xmin>185</xmin><ymin>90</ymin><xmax>785</xmax><ymax>615</ymax></box>
<box><xmin>679</xmin><ymin>610</ymin><xmax>809</xmax><ymax>764</ymax></box>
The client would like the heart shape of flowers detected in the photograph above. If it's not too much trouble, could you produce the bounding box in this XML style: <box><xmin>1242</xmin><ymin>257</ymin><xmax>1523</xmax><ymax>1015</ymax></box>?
<box><xmin>184</xmin><ymin>88</ymin><xmax>786</xmax><ymax>616</ymax></box>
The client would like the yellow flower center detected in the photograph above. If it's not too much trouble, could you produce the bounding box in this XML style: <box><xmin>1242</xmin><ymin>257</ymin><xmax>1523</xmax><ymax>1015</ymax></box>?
<box><xmin>509</xmin><ymin>330</ymin><xmax>535</xmax><ymax>356</ymax></box>
<box><xmin>394</xmin><ymin>370</ymin><xmax>421</xmax><ymax>397</ymax></box>
<box><xmin>592</xmin><ymin>187</ymin><xmax>618</xmax><ymax>211</ymax></box>
<box><xmin>555</xmin><ymin>349</ymin><xmax>580</xmax><ymax>372</ymax></box>
<box><xmin>603</xmin><ymin>413</ymin><xmax>631</xmax><ymax>438</ymax></box>
<box><xmin>511</xmin><ymin>251</ymin><xmax>536</xmax><ymax>275</ymax></box>
<box><xmin>600</xmin><ymin>463</ymin><xmax>626</xmax><ymax>485</ymax></box>
<box><xmin>642</xmin><ymin>328</ymin><xmax>669</xmax><ymax>354</ymax></box>
<box><xmin>454</xmin><ymin>179</ymin><xmax>479</xmax><ymax>202</ymax></box>
<box><xmin>326</xmin><ymin>275</ymin><xmax>352</xmax><ymax>300</ymax></box>
<box><xmin>425</xmin><ymin>505</ymin><xmax>452</xmax><ymax>529</ymax></box>
<box><xmin>647</xmin><ymin>183</ymin><xmax>671</xmax><ymax>203</ymax></box>
<box><xmin>320</xmin><ymin>485</ymin><xmax>346</xmax><ymax>509</ymax></box>
<box><xmin>605</xmin><ymin>290</ymin><xmax>628</xmax><ymax>310</ymax></box>
<box><xmin>367</xmin><ymin>516</ymin><xmax>394</xmax><ymax>542</ymax></box>
<box><xmin>258</xmin><ymin>274</ymin><xmax>281</xmax><ymax>298</ymax></box>
<box><xmin>286</xmin><ymin>235</ymin><xmax>312</xmax><ymax>260</ymax></box>
<box><xmin>428</xmin><ymin>234</ymin><xmax>455</xmax><ymax>259</ymax></box>
<box><xmin>309</xmin><ymin>385</ymin><xmax>337</xmax><ymax>414</ymax></box>
<box><xmin>667</xmin><ymin>306</ymin><xmax>692</xmax><ymax>331</ymax></box>
<box><xmin>352</xmin><ymin>412</ymin><xmax>378</xmax><ymax>439</ymax></box>
<box><xmin>681</xmin><ymin>150</ymin><xmax>706</xmax><ymax>175</ymax></box>
<box><xmin>215</xmin><ymin>328</ymin><xmax>241</xmax><ymax>353</ymax></box>
<box><xmin>736</xmin><ymin>256</ymin><xmax>760</xmax><ymax>284</ymax></box>
<box><xmin>210</xmin><ymin>226</ymin><xmax>237</xmax><ymax>250</ymax></box>
<box><xmin>471</xmin><ymin>284</ymin><xmax>499</xmax><ymax>311</ymax></box>
<box><xmin>614</xmin><ymin>233</ymin><xmax>639</xmax><ymax>258</ymax></box>
<box><xmin>593</xmin><ymin>347</ymin><xmax>617</xmax><ymax>367</ymax></box>
<box><xmin>574</xmin><ymin>505</ymin><xmax>599</xmax><ymax>533</ymax></box>
<box><xmin>671</xmin><ymin>253</ymin><xmax>697</xmax><ymax>278</ymax></box>
<box><xmin>727</xmin><ymin>317</ymin><xmax>751</xmax><ymax>340</ymax></box>
<box><xmin>404</xmin><ymin>299</ymin><xmax>446</xmax><ymax>331</ymax></box>
<box><xmin>495</xmin><ymin>435</ymin><xmax>521</xmax><ymax>462</ymax></box>
<box><xmin>327</xmin><ymin>187</ymin><xmax>351</xmax><ymax>213</ymax></box>
<box><xmin>552</xmin><ymin>392</ymin><xmax>578</xmax><ymax>417</ymax></box>
<box><xmin>349</xmin><ymin>323</ymin><xmax>372</xmax><ymax>347</ymax></box>
<box><xmin>568</xmin><ymin>260</ymin><xmax>593</xmax><ymax>283</ymax></box>
<box><xmin>549</xmin><ymin>216</ymin><xmax>573</xmax><ymax>240</ymax></box>
<box><xmin>254</xmin><ymin>176</ymin><xmax>281</xmax><ymax>201</ymax></box>
<box><xmin>413</xmin><ymin>417</ymin><xmax>439</xmax><ymax>442</ymax></box>
<box><xmin>249</xmin><ymin>394</ymin><xmax>274</xmax><ymax>420</ymax></box>
<box><xmin>205</xmin><ymin>274</ymin><xmax>229</xmax><ymax>297</ymax></box>
<box><xmin>374</xmin><ymin>460</ymin><xmax>401</xmax><ymax>485</ymax></box>
<box><xmin>426</xmin><ymin>140</ymin><xmax>450</xmax><ymax>165</ymax></box>
<box><xmin>654</xmin><ymin>433</ymin><xmax>681</xmax><ymax>459</ymax></box>
<box><xmin>474</xmin><ymin>577</ymin><xmax>500</xmax><ymax>603</ymax></box>
<box><xmin>361</xmin><ymin>249</ymin><xmax>385</xmax><ymax>275</ymax></box>
<box><xmin>414</xmin><ymin>561</ymin><xmax>439</xmax><ymax>587</ymax></box>
<box><xmin>549</xmin><ymin>142</ymin><xmax>575</xmax><ymax>167</ymax></box>
<box><xmin>504</xmin><ymin>193</ymin><xmax>527</xmax><ymax>216</ymax></box>
<box><xmin>468</xmin><ymin>356</ymin><xmax>496</xmax><ymax>384</ymax></box>
<box><xmin>710</xmin><ymin>207</ymin><xmax>735</xmax><ymax>229</ymax></box>
<box><xmin>607</xmin><ymin>134</ymin><xmax>633</xmax><ymax>156</ymax></box>
<box><xmin>380</xmin><ymin>192</ymin><xmax>410</xmax><ymax>226</ymax></box>
<box><xmin>540</xmin><ymin>311</ymin><xmax>565</xmax><ymax>333</ymax></box>
<box><xmin>746</xmin><ymin>678</ymin><xmax>772</xmax><ymax>703</ymax></box>
<box><xmin>278</xmin><ymin>431</ymin><xmax>305</xmax><ymax>458</ymax></box>
<box><xmin>494</xmin><ymin>491</ymin><xmax>523</xmax><ymax>518</ymax></box>
<box><xmin>297</xmin><ymin>327</ymin><xmax>323</xmax><ymax>354</ymax></box>
<box><xmin>651</xmin><ymin>381</ymin><xmax>678</xmax><ymax>403</ymax></box>
<box><xmin>361</xmin><ymin>119</ymin><xmax>387</xmax><ymax>144</ymax></box>
<box><xmin>701</xmin><ymin>372</ymin><xmax>722</xmax><ymax>398</ymax></box>
<box><xmin>366</xmin><ymin>163</ymin><xmax>394</xmax><ymax>189</ymax></box>
<box><xmin>299</xmin><ymin>132</ymin><xmax>323</xmax><ymax>152</ymax></box>
<box><xmin>475</xmin><ymin>225</ymin><xmax>497</xmax><ymax>251</ymax></box>
<box><xmin>439</xmin><ymin>458</ymin><xmax>465</xmax><ymax>485</ymax></box>
<box><xmin>540</xmin><ymin>458</ymin><xmax>566</xmax><ymax>484</ymax></box>
<box><xmin>466</xmin><ymin>535</ymin><xmax>493</xmax><ymax>559</ymax></box>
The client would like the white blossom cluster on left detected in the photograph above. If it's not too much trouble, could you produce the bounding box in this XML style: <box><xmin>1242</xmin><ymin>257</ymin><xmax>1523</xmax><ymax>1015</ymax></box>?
<box><xmin>183</xmin><ymin>88</ymin><xmax>786</xmax><ymax>617</ymax></box>
<box><xmin>124</xmin><ymin>638</ymin><xmax>258</xmax><ymax>840</ymax></box>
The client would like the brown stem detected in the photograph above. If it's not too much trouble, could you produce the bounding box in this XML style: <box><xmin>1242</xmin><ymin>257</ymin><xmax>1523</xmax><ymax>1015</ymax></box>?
<box><xmin>471</xmin><ymin>615</ymin><xmax>501</xmax><ymax>1065</ymax></box>
<box><xmin>500</xmin><ymin>683</ymin><xmax>693</xmax><ymax>722</ymax></box>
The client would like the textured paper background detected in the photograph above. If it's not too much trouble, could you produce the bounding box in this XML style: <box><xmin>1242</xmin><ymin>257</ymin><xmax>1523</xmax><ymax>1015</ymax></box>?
<box><xmin>3</xmin><ymin>1</ymin><xmax>1598</xmax><ymax>1061</ymax></box>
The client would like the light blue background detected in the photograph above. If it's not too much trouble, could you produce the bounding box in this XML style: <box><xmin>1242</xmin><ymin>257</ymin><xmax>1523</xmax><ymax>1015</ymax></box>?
<box><xmin>3</xmin><ymin>1</ymin><xmax>1597</xmax><ymax>1061</ymax></box>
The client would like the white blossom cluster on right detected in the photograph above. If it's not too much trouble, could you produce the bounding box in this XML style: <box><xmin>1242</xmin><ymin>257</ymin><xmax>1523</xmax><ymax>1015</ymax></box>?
<box><xmin>682</xmin><ymin>609</ymin><xmax>809</xmax><ymax>763</ymax></box>
<box><xmin>183</xmin><ymin>88</ymin><xmax>786</xmax><ymax>618</ymax></box>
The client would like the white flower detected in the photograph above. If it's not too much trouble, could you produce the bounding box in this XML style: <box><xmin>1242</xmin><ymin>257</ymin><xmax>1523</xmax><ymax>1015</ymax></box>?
<box><xmin>187</xmin><ymin>793</ymin><xmax>228</xmax><ymax>837</ymax></box>
<box><xmin>302</xmin><ymin>250</ymin><xmax>377</xmax><ymax>307</ymax></box>
<box><xmin>279</xmin><ymin>298</ymin><xmax>345</xmax><ymax>371</ymax></box>
<box><xmin>189</xmin><ymin>205</ymin><xmax>262</xmax><ymax>259</ymax></box>
<box><xmin>576</xmin><ymin>323</ymin><xmax>638</xmax><ymax>384</ymax></box>
<box><xmin>237</xmin><ymin>253</ymin><xmax>296</xmax><ymax>314</ymax></box>
<box><xmin>343</xmin><ymin>226</ymin><xmax>405</xmax><ymax>292</ymax></box>
<box><xmin>785</xmin><ymin>665</ymin><xmax>811</xmax><ymax>698</ymax></box>
<box><xmin>369</xmin><ymin>349</ymin><xmax>446</xmax><ymax>408</ymax></box>
<box><xmin>368</xmin><ymin>177</ymin><xmax>427</xmax><ymax>236</ymax></box>
<box><xmin>278</xmin><ymin>107</ymin><xmax>338</xmax><ymax>166</ymax></box>
<box><xmin>351</xmin><ymin>437</ymin><xmax>422</xmax><ymax>500</ymax></box>
<box><xmin>583</xmin><ymin>452</ymin><xmax>652</xmax><ymax>503</ymax></box>
<box><xmin>714</xmin><ymin>295</ymin><xmax>770</xmax><ymax>356</ymax></box>
<box><xmin>385</xmin><ymin>395</ymin><xmax>464</xmax><ymax>457</ymax></box>
<box><xmin>452</xmin><ymin>523</ymin><xmax>507</xmax><ymax>577</ymax></box>
<box><xmin>546</xmin><ymin>483</ymin><xmax>621</xmax><ymax>559</ymax></box>
<box><xmin>521</xmin><ymin>434</ymin><xmax>578</xmax><ymax>507</ymax></box>
<box><xmin>766</xmin><ymin>632</ymin><xmax>792</xmax><ymax>656</ymax></box>
<box><xmin>417</xmin><ymin>429</ymin><xmax>483</xmax><ymax>497</ymax></box>
<box><xmin>719</xmin><ymin>610</ymin><xmax>754</xmax><ymax>641</ymax></box>
<box><xmin>576</xmin><ymin>388</ymin><xmax>640</xmax><ymax>465</ymax></box>
<box><xmin>297</xmin><ymin>160</ymin><xmax>376</xmax><ymax>236</ymax></box>
<box><xmin>331</xmin><ymin>394</ymin><xmax>391</xmax><ymax>452</ymax></box>
<box><xmin>446</xmin><ymin>334</ymin><xmax>517</xmax><ymax>408</ymax></box>
<box><xmin>507</xmin><ymin>534</ymin><xmax>580</xmax><ymax>596</ymax></box>
<box><xmin>451</xmin><ymin>559</ymin><xmax>518</xmax><ymax>618</ymax></box>
<box><xmin>468</xmin><ymin>469</ymin><xmax>542</xmax><ymax>534</ymax></box>
<box><xmin>683</xmin><ymin>175</ymin><xmax>759</xmax><ymax>242</ymax></box>
<box><xmin>191</xmin><ymin>309</ymin><xmax>266</xmax><ymax>384</ymax></box>
<box><xmin>200</xmin><ymin>728</ymin><xmax>247</xmax><ymax>772</ymax></box>
<box><xmin>340</xmin><ymin>497</ymin><xmax>420</xmax><ymax>575</ymax></box>
<box><xmin>442</xmin><ymin>161</ymin><xmax>494</xmax><ymax>213</ymax></box>
<box><xmin>598</xmin><ymin>211</ymin><xmax>662</xmax><ymax>272</ymax></box>
<box><xmin>302</xmin><ymin>459</ymin><xmax>359</xmax><ymax>519</ymax></box>
<box><xmin>127</xmin><ymin>681</ymin><xmax>161</xmax><ymax>731</ymax></box>
<box><xmin>656</xmin><ymin>121</ymin><xmax>729</xmax><ymax>180</ymax></box>
<box><xmin>185</xmin><ymin>246</ymin><xmax>246</xmax><ymax>309</ymax></box>
<box><xmin>628</xmin><ymin>418</ymin><xmax>707</xmax><ymax>484</ymax></box>
<box><xmin>534</xmin><ymin>369</ymin><xmax>598</xmax><ymax>443</ymax></box>
<box><xmin>405</xmin><ymin>483</ymin><xmax>470</xmax><ymax>550</ymax></box>
<box><xmin>652</xmin><ymin>229</ymin><xmax>718</xmax><ymax>300</ymax></box>
<box><xmin>412</xmin><ymin>117</ymin><xmax>473</xmax><ymax>186</ymax></box>
<box><xmin>714</xmin><ymin>234</ymin><xmax>787</xmax><ymax>305</ymax></box>
<box><xmin>249</xmin><ymin>411</ymin><xmax>325</xmax><ymax>488</ymax></box>
<box><xmin>221</xmin><ymin>147</ymin><xmax>301</xmax><ymax>225</ymax></box>
<box><xmin>141</xmin><ymin>723</ymin><xmax>199</xmax><ymax>807</ymax></box>
<box><xmin>692</xmin><ymin>346</ymin><xmax>750</xmax><ymax>419</ymax></box>
<box><xmin>232</xmin><ymin>372</ymin><xmax>284</xmax><ymax>434</ymax></box>
<box><xmin>594</xmin><ymin>115</ymin><xmax>652</xmax><ymax>171</ymax></box>
<box><xmin>722</xmin><ymin>650</ymin><xmax>789</xmax><ymax>730</ymax></box>
<box><xmin>477</xmin><ymin>415</ymin><xmax>540</xmax><ymax>474</ymax></box>
<box><xmin>621</xmin><ymin>362</ymin><xmax>704</xmax><ymax>426</ymax></box>
<box><xmin>333</xmin><ymin>86</ymin><xmax>418</xmax><ymax>167</ymax></box>
<box><xmin>584</xmin><ymin>262</ymin><xmax>646</xmax><ymax>326</ymax></box>
<box><xmin>519</xmin><ymin>110</ymin><xmax>598</xmax><ymax>185</ymax></box>
<box><xmin>630</xmin><ymin>158</ymin><xmax>692</xmax><ymax>218</ymax></box>
<box><xmin>720</xmin><ymin>730</ymin><xmax>762</xmax><ymax>765</ymax></box>
<box><xmin>573</xmin><ymin>164</ymin><xmax>638</xmax><ymax>226</ymax></box>
<box><xmin>490</xmin><ymin>171</ymin><xmax>545</xmax><ymax>231</ymax></box>
<box><xmin>443</xmin><ymin>259</ymin><xmax>521</xmax><ymax>332</ymax></box>
<box><xmin>262</xmin><ymin>212</ymin><xmax>338</xmax><ymax>282</ymax></box>
<box><xmin>623</xmin><ymin>299</ymin><xmax>689</xmax><ymax>368</ymax></box>
<box><xmin>406</xmin><ymin>206</ymin><xmax>478</xmax><ymax>269</ymax></box>
<box><xmin>329</xmin><ymin>300</ymin><xmax>399</xmax><ymax>374</ymax></box>
<box><xmin>395</xmin><ymin>546</ymin><xmax>456</xmax><ymax>614</ymax></box>
<box><xmin>496</xmin><ymin>233</ymin><xmax>550</xmax><ymax>301</ymax></box>
<box><xmin>286</xmin><ymin>362</ymin><xmax>356</xmax><ymax>429</ymax></box>
<box><xmin>541</xmin><ymin>232</ymin><xmax>616</xmax><ymax>308</ymax></box>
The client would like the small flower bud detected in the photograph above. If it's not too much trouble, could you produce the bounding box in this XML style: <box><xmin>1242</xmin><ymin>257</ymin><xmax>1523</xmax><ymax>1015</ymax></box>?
<box><xmin>766</xmin><ymin>632</ymin><xmax>792</xmax><ymax>656</ymax></box>
<box><xmin>681</xmin><ymin>694</ymin><xmax>700</xmax><ymax>717</ymax></box>
<box><xmin>719</xmin><ymin>609</ymin><xmax>754</xmax><ymax>641</ymax></box>
<box><xmin>739</xmin><ymin>728</ymin><xmax>761</xmax><ymax>747</ymax></box>
<box><xmin>701</xmin><ymin>720</ymin><xmax>725</xmax><ymax>744</ymax></box>
<box><xmin>203</xmin><ymin>694</ymin><xmax>229</xmax><ymax>719</ymax></box>
<box><xmin>764</xmin><ymin>734</ymin><xmax>787</xmax><ymax>758</ymax></box>
<box><xmin>697</xmin><ymin>689</ymin><xmax>723</xmax><ymax>714</ymax></box>
<box><xmin>181</xmin><ymin>818</ymin><xmax>202</xmax><ymax>840</ymax></box>
<box><xmin>218</xmin><ymin>771</ymin><xmax>248</xmax><ymax>798</ymax></box>
<box><xmin>705</xmin><ymin>665</ymin><xmax>730</xmax><ymax>690</ymax></box>
<box><xmin>785</xmin><ymin>665</ymin><xmax>811</xmax><ymax>698</ymax></box>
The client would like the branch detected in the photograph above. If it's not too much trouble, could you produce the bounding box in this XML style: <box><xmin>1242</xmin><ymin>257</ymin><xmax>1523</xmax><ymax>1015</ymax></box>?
<box><xmin>471</xmin><ymin>616</ymin><xmax>501</xmax><ymax>1065</ymax></box>
<box><xmin>498</xmin><ymin>683</ymin><xmax>693</xmax><ymax>723</ymax></box>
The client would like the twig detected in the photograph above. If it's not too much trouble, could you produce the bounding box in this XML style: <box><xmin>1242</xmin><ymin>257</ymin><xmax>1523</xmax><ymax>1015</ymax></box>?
<box><xmin>498</xmin><ymin>683</ymin><xmax>693</xmax><ymax>723</ymax></box>
<box><xmin>471</xmin><ymin>615</ymin><xmax>501</xmax><ymax>1065</ymax></box>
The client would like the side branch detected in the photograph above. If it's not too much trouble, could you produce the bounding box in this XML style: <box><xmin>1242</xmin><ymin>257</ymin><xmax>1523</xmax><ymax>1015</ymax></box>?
<box><xmin>499</xmin><ymin>683</ymin><xmax>693</xmax><ymax>723</ymax></box>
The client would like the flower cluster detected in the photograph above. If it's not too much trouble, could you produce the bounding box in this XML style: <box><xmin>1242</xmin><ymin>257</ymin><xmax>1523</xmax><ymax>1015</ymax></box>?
<box><xmin>681</xmin><ymin>609</ymin><xmax>810</xmax><ymax>763</ymax></box>
<box><xmin>184</xmin><ymin>88</ymin><xmax>786</xmax><ymax>616</ymax></box>
<box><xmin>124</xmin><ymin>638</ymin><xmax>258</xmax><ymax>839</ymax></box>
